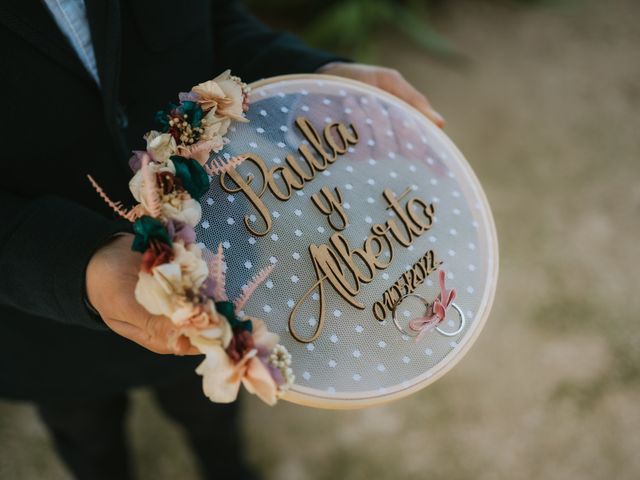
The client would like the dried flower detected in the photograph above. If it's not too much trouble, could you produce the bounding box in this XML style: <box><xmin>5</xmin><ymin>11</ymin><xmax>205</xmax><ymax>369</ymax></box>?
<box><xmin>171</xmin><ymin>155</ymin><xmax>210</xmax><ymax>199</ymax></box>
<box><xmin>141</xmin><ymin>239</ymin><xmax>174</xmax><ymax>273</ymax></box>
<box><xmin>88</xmin><ymin>70</ymin><xmax>293</xmax><ymax>407</ymax></box>
<box><xmin>131</xmin><ymin>216</ymin><xmax>172</xmax><ymax>253</ymax></box>
<box><xmin>155</xmin><ymin>102</ymin><xmax>206</xmax><ymax>145</ymax></box>
<box><xmin>129</xmin><ymin>159</ymin><xmax>176</xmax><ymax>205</ymax></box>
<box><xmin>194</xmin><ymin>345</ymin><xmax>279</xmax><ymax>405</ymax></box>
<box><xmin>191</xmin><ymin>70</ymin><xmax>248</xmax><ymax>122</ymax></box>
<box><xmin>200</xmin><ymin>109</ymin><xmax>231</xmax><ymax>146</ymax></box>
<box><xmin>134</xmin><ymin>240</ymin><xmax>208</xmax><ymax>317</ymax></box>
<box><xmin>226</xmin><ymin>328</ymin><xmax>255</xmax><ymax>362</ymax></box>
<box><xmin>144</xmin><ymin>131</ymin><xmax>177</xmax><ymax>164</ymax></box>
<box><xmin>166</xmin><ymin>220</ymin><xmax>196</xmax><ymax>244</ymax></box>
<box><xmin>160</xmin><ymin>194</ymin><xmax>202</xmax><ymax>226</ymax></box>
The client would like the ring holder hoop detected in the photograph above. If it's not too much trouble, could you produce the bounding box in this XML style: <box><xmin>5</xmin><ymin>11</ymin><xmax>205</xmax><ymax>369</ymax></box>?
<box><xmin>392</xmin><ymin>293</ymin><xmax>466</xmax><ymax>338</ymax></box>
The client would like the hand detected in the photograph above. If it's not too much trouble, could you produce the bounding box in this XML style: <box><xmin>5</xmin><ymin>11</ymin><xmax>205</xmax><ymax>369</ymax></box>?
<box><xmin>317</xmin><ymin>62</ymin><xmax>445</xmax><ymax>128</ymax></box>
<box><xmin>86</xmin><ymin>234</ymin><xmax>198</xmax><ymax>355</ymax></box>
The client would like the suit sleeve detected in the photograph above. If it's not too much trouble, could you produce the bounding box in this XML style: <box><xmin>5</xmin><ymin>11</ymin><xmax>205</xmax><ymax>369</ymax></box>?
<box><xmin>0</xmin><ymin>190</ymin><xmax>129</xmax><ymax>330</ymax></box>
<box><xmin>211</xmin><ymin>0</ymin><xmax>349</xmax><ymax>81</ymax></box>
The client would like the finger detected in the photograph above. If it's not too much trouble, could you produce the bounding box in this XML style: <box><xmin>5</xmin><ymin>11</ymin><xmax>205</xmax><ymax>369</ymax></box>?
<box><xmin>107</xmin><ymin>317</ymin><xmax>202</xmax><ymax>356</ymax></box>
<box><xmin>377</xmin><ymin>72</ymin><xmax>445</xmax><ymax>128</ymax></box>
<box><xmin>117</xmin><ymin>290</ymin><xmax>179</xmax><ymax>344</ymax></box>
<box><xmin>170</xmin><ymin>332</ymin><xmax>201</xmax><ymax>356</ymax></box>
<box><xmin>143</xmin><ymin>312</ymin><xmax>175</xmax><ymax>342</ymax></box>
<box><xmin>104</xmin><ymin>317</ymin><xmax>175</xmax><ymax>355</ymax></box>
<box><xmin>176</xmin><ymin>335</ymin><xmax>201</xmax><ymax>356</ymax></box>
<box><xmin>404</xmin><ymin>87</ymin><xmax>445</xmax><ymax>128</ymax></box>
<box><xmin>109</xmin><ymin>291</ymin><xmax>197</xmax><ymax>355</ymax></box>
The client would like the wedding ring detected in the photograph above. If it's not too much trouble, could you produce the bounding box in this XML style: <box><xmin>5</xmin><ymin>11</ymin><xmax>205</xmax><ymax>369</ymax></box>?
<box><xmin>391</xmin><ymin>293</ymin><xmax>466</xmax><ymax>338</ymax></box>
<box><xmin>392</xmin><ymin>293</ymin><xmax>430</xmax><ymax>337</ymax></box>
<box><xmin>434</xmin><ymin>303</ymin><xmax>466</xmax><ymax>337</ymax></box>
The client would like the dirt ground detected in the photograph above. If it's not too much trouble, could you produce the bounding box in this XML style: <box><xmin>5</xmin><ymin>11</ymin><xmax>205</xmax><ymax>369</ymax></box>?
<box><xmin>1</xmin><ymin>0</ymin><xmax>638</xmax><ymax>478</ymax></box>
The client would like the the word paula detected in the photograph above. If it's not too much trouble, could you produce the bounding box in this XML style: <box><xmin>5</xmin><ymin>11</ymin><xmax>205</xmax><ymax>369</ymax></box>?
<box><xmin>218</xmin><ymin>116</ymin><xmax>359</xmax><ymax>236</ymax></box>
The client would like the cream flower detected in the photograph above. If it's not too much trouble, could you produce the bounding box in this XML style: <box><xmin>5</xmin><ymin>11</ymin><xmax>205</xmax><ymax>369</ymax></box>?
<box><xmin>194</xmin><ymin>345</ymin><xmax>278</xmax><ymax>405</ymax></box>
<box><xmin>161</xmin><ymin>195</ymin><xmax>202</xmax><ymax>226</ymax></box>
<box><xmin>194</xmin><ymin>344</ymin><xmax>240</xmax><ymax>402</ymax></box>
<box><xmin>241</xmin><ymin>354</ymin><xmax>279</xmax><ymax>405</ymax></box>
<box><xmin>172</xmin><ymin>241</ymin><xmax>209</xmax><ymax>289</ymax></box>
<box><xmin>144</xmin><ymin>131</ymin><xmax>177</xmax><ymax>164</ymax></box>
<box><xmin>180</xmin><ymin>302</ymin><xmax>233</xmax><ymax>346</ymax></box>
<box><xmin>129</xmin><ymin>159</ymin><xmax>201</xmax><ymax>225</ymax></box>
<box><xmin>251</xmin><ymin>318</ymin><xmax>279</xmax><ymax>351</ymax></box>
<box><xmin>191</xmin><ymin>70</ymin><xmax>248</xmax><ymax>122</ymax></box>
<box><xmin>196</xmin><ymin>311</ymin><xmax>233</xmax><ymax>348</ymax></box>
<box><xmin>135</xmin><ymin>268</ymin><xmax>177</xmax><ymax>318</ymax></box>
<box><xmin>128</xmin><ymin>159</ymin><xmax>175</xmax><ymax>204</ymax></box>
<box><xmin>201</xmin><ymin>109</ymin><xmax>231</xmax><ymax>143</ymax></box>
<box><xmin>192</xmin><ymin>317</ymin><xmax>280</xmax><ymax>405</ymax></box>
<box><xmin>134</xmin><ymin>241</ymin><xmax>208</xmax><ymax>319</ymax></box>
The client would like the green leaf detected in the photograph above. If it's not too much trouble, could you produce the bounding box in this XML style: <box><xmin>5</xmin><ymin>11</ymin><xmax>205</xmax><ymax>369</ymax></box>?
<box><xmin>171</xmin><ymin>156</ymin><xmax>209</xmax><ymax>199</ymax></box>
<box><xmin>215</xmin><ymin>301</ymin><xmax>253</xmax><ymax>332</ymax></box>
<box><xmin>131</xmin><ymin>216</ymin><xmax>172</xmax><ymax>253</ymax></box>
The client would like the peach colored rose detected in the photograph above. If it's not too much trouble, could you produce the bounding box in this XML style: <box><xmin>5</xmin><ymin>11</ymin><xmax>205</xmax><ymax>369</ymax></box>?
<box><xmin>194</xmin><ymin>345</ymin><xmax>278</xmax><ymax>405</ymax></box>
<box><xmin>193</xmin><ymin>317</ymin><xmax>280</xmax><ymax>405</ymax></box>
<box><xmin>191</xmin><ymin>70</ymin><xmax>248</xmax><ymax>122</ymax></box>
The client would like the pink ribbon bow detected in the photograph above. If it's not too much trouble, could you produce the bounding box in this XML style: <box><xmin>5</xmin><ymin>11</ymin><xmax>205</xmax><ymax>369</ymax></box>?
<box><xmin>408</xmin><ymin>270</ymin><xmax>456</xmax><ymax>342</ymax></box>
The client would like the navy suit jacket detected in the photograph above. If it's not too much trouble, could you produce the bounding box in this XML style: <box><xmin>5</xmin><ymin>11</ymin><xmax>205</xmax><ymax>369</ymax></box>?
<box><xmin>0</xmin><ymin>0</ymin><xmax>341</xmax><ymax>401</ymax></box>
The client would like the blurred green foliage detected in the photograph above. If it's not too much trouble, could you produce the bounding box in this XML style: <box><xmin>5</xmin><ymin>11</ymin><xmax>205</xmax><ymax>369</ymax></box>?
<box><xmin>248</xmin><ymin>0</ymin><xmax>453</xmax><ymax>60</ymax></box>
<box><xmin>246</xmin><ymin>0</ymin><xmax>551</xmax><ymax>61</ymax></box>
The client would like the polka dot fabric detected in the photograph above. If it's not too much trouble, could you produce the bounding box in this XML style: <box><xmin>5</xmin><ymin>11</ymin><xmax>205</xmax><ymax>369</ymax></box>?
<box><xmin>195</xmin><ymin>75</ymin><xmax>498</xmax><ymax>408</ymax></box>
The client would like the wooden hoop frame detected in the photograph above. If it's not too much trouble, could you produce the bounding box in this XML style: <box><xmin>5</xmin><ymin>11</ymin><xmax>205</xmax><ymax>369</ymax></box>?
<box><xmin>247</xmin><ymin>74</ymin><xmax>499</xmax><ymax>409</ymax></box>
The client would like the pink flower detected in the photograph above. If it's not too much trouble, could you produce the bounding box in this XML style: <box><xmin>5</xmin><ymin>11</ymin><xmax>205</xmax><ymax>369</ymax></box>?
<box><xmin>192</xmin><ymin>316</ymin><xmax>281</xmax><ymax>405</ymax></box>
<box><xmin>191</xmin><ymin>70</ymin><xmax>248</xmax><ymax>122</ymax></box>
<box><xmin>194</xmin><ymin>345</ymin><xmax>278</xmax><ymax>406</ymax></box>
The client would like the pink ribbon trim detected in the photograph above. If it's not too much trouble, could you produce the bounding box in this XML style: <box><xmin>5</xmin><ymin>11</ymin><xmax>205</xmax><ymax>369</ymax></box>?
<box><xmin>408</xmin><ymin>270</ymin><xmax>456</xmax><ymax>342</ymax></box>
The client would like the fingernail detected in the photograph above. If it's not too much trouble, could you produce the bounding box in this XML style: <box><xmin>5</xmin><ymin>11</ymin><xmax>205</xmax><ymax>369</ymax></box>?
<box><xmin>431</xmin><ymin>109</ymin><xmax>445</xmax><ymax>127</ymax></box>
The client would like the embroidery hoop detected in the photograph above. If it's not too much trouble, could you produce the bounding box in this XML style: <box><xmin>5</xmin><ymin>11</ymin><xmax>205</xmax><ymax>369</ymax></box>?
<box><xmin>200</xmin><ymin>74</ymin><xmax>499</xmax><ymax>409</ymax></box>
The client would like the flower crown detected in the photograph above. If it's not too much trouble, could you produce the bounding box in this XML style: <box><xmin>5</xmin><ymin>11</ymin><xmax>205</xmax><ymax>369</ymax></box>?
<box><xmin>88</xmin><ymin>70</ymin><xmax>294</xmax><ymax>405</ymax></box>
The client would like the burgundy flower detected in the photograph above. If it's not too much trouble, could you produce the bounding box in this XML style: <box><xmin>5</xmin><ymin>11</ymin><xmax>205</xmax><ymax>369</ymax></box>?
<box><xmin>156</xmin><ymin>171</ymin><xmax>184</xmax><ymax>195</ymax></box>
<box><xmin>226</xmin><ymin>328</ymin><xmax>255</xmax><ymax>362</ymax></box>
<box><xmin>141</xmin><ymin>239</ymin><xmax>174</xmax><ymax>273</ymax></box>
